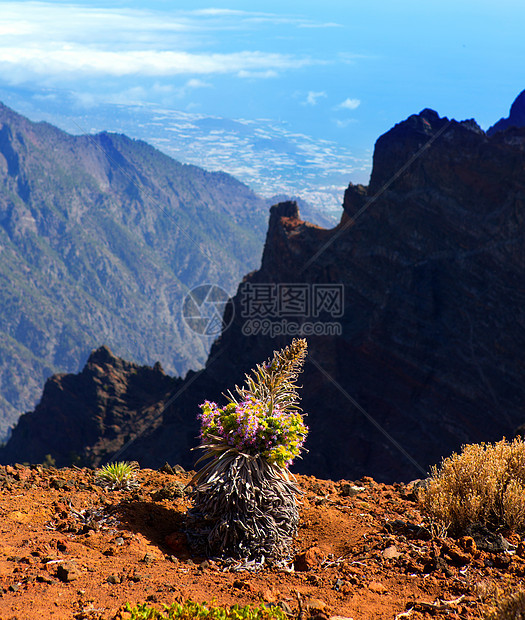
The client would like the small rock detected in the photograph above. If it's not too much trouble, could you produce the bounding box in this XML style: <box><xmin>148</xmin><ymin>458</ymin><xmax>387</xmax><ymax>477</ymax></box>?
<box><xmin>107</xmin><ymin>574</ymin><xmax>120</xmax><ymax>584</ymax></box>
<box><xmin>465</xmin><ymin>524</ymin><xmax>513</xmax><ymax>553</ymax></box>
<box><xmin>517</xmin><ymin>541</ymin><xmax>525</xmax><ymax>559</ymax></box>
<box><xmin>339</xmin><ymin>483</ymin><xmax>365</xmax><ymax>497</ymax></box>
<box><xmin>382</xmin><ymin>545</ymin><xmax>402</xmax><ymax>560</ymax></box>
<box><xmin>198</xmin><ymin>560</ymin><xmax>210</xmax><ymax>571</ymax></box>
<box><xmin>141</xmin><ymin>553</ymin><xmax>156</xmax><ymax>564</ymax></box>
<box><xmin>441</xmin><ymin>541</ymin><xmax>471</xmax><ymax>567</ymax></box>
<box><xmin>333</xmin><ymin>578</ymin><xmax>345</xmax><ymax>591</ymax></box>
<box><xmin>50</xmin><ymin>478</ymin><xmax>68</xmax><ymax>490</ymax></box>
<box><xmin>15</xmin><ymin>467</ymin><xmax>31</xmax><ymax>482</ymax></box>
<box><xmin>56</xmin><ymin>540</ymin><xmax>68</xmax><ymax>553</ymax></box>
<box><xmin>233</xmin><ymin>579</ymin><xmax>252</xmax><ymax>592</ymax></box>
<box><xmin>294</xmin><ymin>546</ymin><xmax>325</xmax><ymax>571</ymax></box>
<box><xmin>159</xmin><ymin>462</ymin><xmax>174</xmax><ymax>474</ymax></box>
<box><xmin>36</xmin><ymin>574</ymin><xmax>53</xmax><ymax>584</ymax></box>
<box><xmin>9</xmin><ymin>583</ymin><xmax>20</xmax><ymax>592</ymax></box>
<box><xmin>261</xmin><ymin>587</ymin><xmax>279</xmax><ymax>603</ymax></box>
<box><xmin>307</xmin><ymin>598</ymin><xmax>330</xmax><ymax>613</ymax></box>
<box><xmin>151</xmin><ymin>482</ymin><xmax>186</xmax><ymax>501</ymax></box>
<box><xmin>368</xmin><ymin>581</ymin><xmax>387</xmax><ymax>594</ymax></box>
<box><xmin>494</xmin><ymin>554</ymin><xmax>512</xmax><ymax>569</ymax></box>
<box><xmin>459</xmin><ymin>536</ymin><xmax>479</xmax><ymax>557</ymax></box>
<box><xmin>56</xmin><ymin>561</ymin><xmax>80</xmax><ymax>582</ymax></box>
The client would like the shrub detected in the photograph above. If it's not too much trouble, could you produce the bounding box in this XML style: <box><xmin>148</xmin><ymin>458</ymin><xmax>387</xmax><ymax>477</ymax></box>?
<box><xmin>122</xmin><ymin>600</ymin><xmax>288</xmax><ymax>620</ymax></box>
<box><xmin>420</xmin><ymin>438</ymin><xmax>525</xmax><ymax>535</ymax></box>
<box><xmin>485</xmin><ymin>590</ymin><xmax>525</xmax><ymax>620</ymax></box>
<box><xmin>95</xmin><ymin>461</ymin><xmax>140</xmax><ymax>491</ymax></box>
<box><xmin>189</xmin><ymin>338</ymin><xmax>308</xmax><ymax>567</ymax></box>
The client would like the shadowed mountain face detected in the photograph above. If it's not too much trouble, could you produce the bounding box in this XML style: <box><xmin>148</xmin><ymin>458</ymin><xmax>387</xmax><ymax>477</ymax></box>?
<box><xmin>3</xmin><ymin>107</ymin><xmax>525</xmax><ymax>483</ymax></box>
<box><xmin>0</xmin><ymin>102</ymin><xmax>271</xmax><ymax>437</ymax></box>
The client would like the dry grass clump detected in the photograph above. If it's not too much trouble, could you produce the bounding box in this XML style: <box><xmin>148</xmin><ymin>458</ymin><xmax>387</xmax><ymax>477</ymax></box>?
<box><xmin>420</xmin><ymin>438</ymin><xmax>525</xmax><ymax>535</ymax></box>
<box><xmin>485</xmin><ymin>590</ymin><xmax>525</xmax><ymax>620</ymax></box>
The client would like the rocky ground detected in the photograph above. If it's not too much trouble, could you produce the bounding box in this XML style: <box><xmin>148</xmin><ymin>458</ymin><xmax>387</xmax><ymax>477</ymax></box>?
<box><xmin>0</xmin><ymin>464</ymin><xmax>522</xmax><ymax>619</ymax></box>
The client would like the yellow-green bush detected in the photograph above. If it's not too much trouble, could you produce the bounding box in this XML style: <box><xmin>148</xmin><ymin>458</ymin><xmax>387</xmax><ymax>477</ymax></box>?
<box><xmin>485</xmin><ymin>590</ymin><xmax>525</xmax><ymax>620</ymax></box>
<box><xmin>420</xmin><ymin>438</ymin><xmax>525</xmax><ymax>534</ymax></box>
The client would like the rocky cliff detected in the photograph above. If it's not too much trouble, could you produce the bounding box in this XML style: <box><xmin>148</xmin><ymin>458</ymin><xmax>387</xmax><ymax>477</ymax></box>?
<box><xmin>3</xmin><ymin>106</ymin><xmax>525</xmax><ymax>483</ymax></box>
<box><xmin>136</xmin><ymin>107</ymin><xmax>525</xmax><ymax>482</ymax></box>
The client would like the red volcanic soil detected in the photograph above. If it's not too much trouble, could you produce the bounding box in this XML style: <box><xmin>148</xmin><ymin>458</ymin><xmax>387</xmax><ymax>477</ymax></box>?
<box><xmin>0</xmin><ymin>465</ymin><xmax>522</xmax><ymax>619</ymax></box>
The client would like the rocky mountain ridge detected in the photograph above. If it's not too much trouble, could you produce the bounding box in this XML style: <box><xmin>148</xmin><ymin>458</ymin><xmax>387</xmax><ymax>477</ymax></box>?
<box><xmin>3</xmin><ymin>101</ymin><xmax>525</xmax><ymax>483</ymax></box>
<box><xmin>0</xmin><ymin>101</ymin><xmax>274</xmax><ymax>438</ymax></box>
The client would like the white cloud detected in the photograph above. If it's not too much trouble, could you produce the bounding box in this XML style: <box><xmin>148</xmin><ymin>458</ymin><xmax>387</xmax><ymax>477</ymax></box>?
<box><xmin>0</xmin><ymin>3</ymin><xmax>321</xmax><ymax>78</ymax></box>
<box><xmin>334</xmin><ymin>118</ymin><xmax>358</xmax><ymax>128</ymax></box>
<box><xmin>186</xmin><ymin>79</ymin><xmax>212</xmax><ymax>89</ymax></box>
<box><xmin>304</xmin><ymin>91</ymin><xmax>327</xmax><ymax>106</ymax></box>
<box><xmin>0</xmin><ymin>46</ymin><xmax>312</xmax><ymax>81</ymax></box>
<box><xmin>238</xmin><ymin>69</ymin><xmax>278</xmax><ymax>79</ymax></box>
<box><xmin>336</xmin><ymin>97</ymin><xmax>361</xmax><ymax>110</ymax></box>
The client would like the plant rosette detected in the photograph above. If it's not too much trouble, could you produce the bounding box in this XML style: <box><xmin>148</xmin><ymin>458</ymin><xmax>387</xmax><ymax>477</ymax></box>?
<box><xmin>198</xmin><ymin>397</ymin><xmax>308</xmax><ymax>469</ymax></box>
<box><xmin>187</xmin><ymin>338</ymin><xmax>309</xmax><ymax>566</ymax></box>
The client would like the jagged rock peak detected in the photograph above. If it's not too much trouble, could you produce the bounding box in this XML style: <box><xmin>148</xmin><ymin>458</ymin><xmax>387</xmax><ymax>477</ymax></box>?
<box><xmin>86</xmin><ymin>345</ymin><xmax>119</xmax><ymax>366</ymax></box>
<box><xmin>488</xmin><ymin>89</ymin><xmax>525</xmax><ymax>135</ymax></box>
<box><xmin>269</xmin><ymin>200</ymin><xmax>301</xmax><ymax>220</ymax></box>
<box><xmin>367</xmin><ymin>108</ymin><xmax>485</xmax><ymax>194</ymax></box>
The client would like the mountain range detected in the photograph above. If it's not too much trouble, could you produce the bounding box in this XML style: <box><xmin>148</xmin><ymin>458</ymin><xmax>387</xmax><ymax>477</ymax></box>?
<box><xmin>3</xmin><ymin>94</ymin><xmax>525</xmax><ymax>482</ymax></box>
<box><xmin>0</xmin><ymin>88</ymin><xmax>364</xmax><ymax>217</ymax></box>
<box><xmin>0</xmin><ymin>101</ymin><xmax>285</xmax><ymax>438</ymax></box>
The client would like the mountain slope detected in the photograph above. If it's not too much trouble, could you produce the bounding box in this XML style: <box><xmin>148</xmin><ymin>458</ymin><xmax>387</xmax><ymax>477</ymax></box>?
<box><xmin>0</xmin><ymin>102</ymin><xmax>269</xmax><ymax>437</ymax></box>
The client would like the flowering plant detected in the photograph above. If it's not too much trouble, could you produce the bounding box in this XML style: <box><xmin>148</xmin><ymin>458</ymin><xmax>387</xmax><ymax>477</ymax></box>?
<box><xmin>188</xmin><ymin>338</ymin><xmax>308</xmax><ymax>566</ymax></box>
<box><xmin>198</xmin><ymin>397</ymin><xmax>308</xmax><ymax>468</ymax></box>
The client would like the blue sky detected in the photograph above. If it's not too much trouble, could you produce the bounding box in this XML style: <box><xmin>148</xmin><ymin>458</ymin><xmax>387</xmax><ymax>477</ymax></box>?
<box><xmin>0</xmin><ymin>0</ymin><xmax>524</xmax><ymax>188</ymax></box>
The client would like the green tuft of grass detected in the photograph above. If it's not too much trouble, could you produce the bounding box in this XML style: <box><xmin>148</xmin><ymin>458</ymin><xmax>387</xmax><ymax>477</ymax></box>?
<box><xmin>95</xmin><ymin>461</ymin><xmax>140</xmax><ymax>491</ymax></box>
